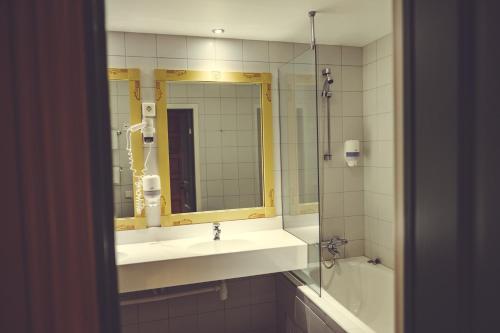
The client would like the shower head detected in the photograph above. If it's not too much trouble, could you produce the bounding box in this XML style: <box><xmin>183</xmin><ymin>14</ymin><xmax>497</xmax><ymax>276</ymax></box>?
<box><xmin>322</xmin><ymin>68</ymin><xmax>334</xmax><ymax>85</ymax></box>
<box><xmin>322</xmin><ymin>67</ymin><xmax>334</xmax><ymax>97</ymax></box>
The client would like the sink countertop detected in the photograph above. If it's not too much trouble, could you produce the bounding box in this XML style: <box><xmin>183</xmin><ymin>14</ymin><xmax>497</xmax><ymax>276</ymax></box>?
<box><xmin>116</xmin><ymin>228</ymin><xmax>306</xmax><ymax>266</ymax></box>
<box><xmin>115</xmin><ymin>217</ymin><xmax>308</xmax><ymax>292</ymax></box>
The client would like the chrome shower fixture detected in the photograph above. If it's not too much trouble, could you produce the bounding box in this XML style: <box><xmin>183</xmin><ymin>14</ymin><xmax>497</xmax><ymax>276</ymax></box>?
<box><xmin>309</xmin><ymin>10</ymin><xmax>317</xmax><ymax>49</ymax></box>
<box><xmin>322</xmin><ymin>68</ymin><xmax>334</xmax><ymax>97</ymax></box>
<box><xmin>322</xmin><ymin>67</ymin><xmax>334</xmax><ymax>160</ymax></box>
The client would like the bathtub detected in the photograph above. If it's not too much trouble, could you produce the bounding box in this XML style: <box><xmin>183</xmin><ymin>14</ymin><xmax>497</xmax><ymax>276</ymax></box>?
<box><xmin>298</xmin><ymin>256</ymin><xmax>394</xmax><ymax>333</ymax></box>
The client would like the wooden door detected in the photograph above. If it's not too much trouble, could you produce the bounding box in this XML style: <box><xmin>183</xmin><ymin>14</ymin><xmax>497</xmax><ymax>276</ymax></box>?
<box><xmin>168</xmin><ymin>109</ymin><xmax>196</xmax><ymax>213</ymax></box>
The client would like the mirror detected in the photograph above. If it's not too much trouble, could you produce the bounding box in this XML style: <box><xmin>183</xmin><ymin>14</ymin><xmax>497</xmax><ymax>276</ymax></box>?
<box><xmin>109</xmin><ymin>80</ymin><xmax>134</xmax><ymax>218</ymax></box>
<box><xmin>155</xmin><ymin>69</ymin><xmax>275</xmax><ymax>226</ymax></box>
<box><xmin>107</xmin><ymin>69</ymin><xmax>143</xmax><ymax>222</ymax></box>
<box><xmin>167</xmin><ymin>82</ymin><xmax>263</xmax><ymax>213</ymax></box>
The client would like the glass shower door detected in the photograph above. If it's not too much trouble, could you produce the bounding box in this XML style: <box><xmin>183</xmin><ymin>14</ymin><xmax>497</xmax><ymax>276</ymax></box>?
<box><xmin>279</xmin><ymin>48</ymin><xmax>321</xmax><ymax>294</ymax></box>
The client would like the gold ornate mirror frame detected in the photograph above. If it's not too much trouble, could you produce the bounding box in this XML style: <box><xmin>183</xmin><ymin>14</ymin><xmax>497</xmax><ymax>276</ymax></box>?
<box><xmin>154</xmin><ymin>69</ymin><xmax>275</xmax><ymax>226</ymax></box>
<box><xmin>108</xmin><ymin>68</ymin><xmax>148</xmax><ymax>230</ymax></box>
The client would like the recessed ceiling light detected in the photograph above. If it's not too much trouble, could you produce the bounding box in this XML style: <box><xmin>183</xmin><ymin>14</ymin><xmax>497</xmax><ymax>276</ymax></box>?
<box><xmin>212</xmin><ymin>28</ymin><xmax>225</xmax><ymax>34</ymax></box>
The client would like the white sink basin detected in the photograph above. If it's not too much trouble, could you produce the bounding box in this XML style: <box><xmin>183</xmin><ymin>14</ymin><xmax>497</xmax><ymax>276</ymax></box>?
<box><xmin>115</xmin><ymin>222</ymin><xmax>307</xmax><ymax>292</ymax></box>
<box><xmin>187</xmin><ymin>239</ymin><xmax>254</xmax><ymax>253</ymax></box>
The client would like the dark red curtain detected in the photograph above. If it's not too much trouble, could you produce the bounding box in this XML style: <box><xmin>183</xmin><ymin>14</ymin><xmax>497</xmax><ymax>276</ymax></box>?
<box><xmin>0</xmin><ymin>0</ymin><xmax>119</xmax><ymax>332</ymax></box>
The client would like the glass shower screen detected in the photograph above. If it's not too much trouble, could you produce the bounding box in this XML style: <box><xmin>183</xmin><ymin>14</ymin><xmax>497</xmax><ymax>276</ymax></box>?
<box><xmin>278</xmin><ymin>48</ymin><xmax>321</xmax><ymax>294</ymax></box>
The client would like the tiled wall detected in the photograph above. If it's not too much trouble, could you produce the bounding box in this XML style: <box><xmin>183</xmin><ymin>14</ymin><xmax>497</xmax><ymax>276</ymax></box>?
<box><xmin>106</xmin><ymin>31</ymin><xmax>394</xmax><ymax>265</ymax></box>
<box><xmin>109</xmin><ymin>80</ymin><xmax>134</xmax><ymax>217</ymax></box>
<box><xmin>106</xmin><ymin>31</ymin><xmax>315</xmax><ymax>215</ymax></box>
<box><xmin>120</xmin><ymin>274</ymin><xmax>278</xmax><ymax>333</ymax></box>
<box><xmin>316</xmin><ymin>46</ymin><xmax>365</xmax><ymax>258</ymax></box>
<box><xmin>167</xmin><ymin>82</ymin><xmax>262</xmax><ymax>211</ymax></box>
<box><xmin>362</xmin><ymin>34</ymin><xmax>395</xmax><ymax>268</ymax></box>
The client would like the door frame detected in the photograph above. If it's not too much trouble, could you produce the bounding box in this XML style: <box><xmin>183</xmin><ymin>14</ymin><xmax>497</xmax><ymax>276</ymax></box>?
<box><xmin>167</xmin><ymin>104</ymin><xmax>202</xmax><ymax>211</ymax></box>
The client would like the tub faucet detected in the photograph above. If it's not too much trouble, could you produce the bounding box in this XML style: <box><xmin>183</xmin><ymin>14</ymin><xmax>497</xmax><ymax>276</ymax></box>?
<box><xmin>368</xmin><ymin>257</ymin><xmax>381</xmax><ymax>265</ymax></box>
<box><xmin>213</xmin><ymin>223</ymin><xmax>221</xmax><ymax>241</ymax></box>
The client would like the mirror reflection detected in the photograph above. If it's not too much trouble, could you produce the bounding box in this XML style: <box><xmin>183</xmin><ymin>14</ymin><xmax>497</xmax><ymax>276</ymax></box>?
<box><xmin>167</xmin><ymin>82</ymin><xmax>263</xmax><ymax>213</ymax></box>
<box><xmin>109</xmin><ymin>80</ymin><xmax>134</xmax><ymax>218</ymax></box>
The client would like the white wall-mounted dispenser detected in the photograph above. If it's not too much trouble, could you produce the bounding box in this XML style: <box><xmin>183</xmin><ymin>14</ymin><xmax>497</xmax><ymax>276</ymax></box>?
<box><xmin>143</xmin><ymin>175</ymin><xmax>161</xmax><ymax>227</ymax></box>
<box><xmin>126</xmin><ymin>104</ymin><xmax>160</xmax><ymax>228</ymax></box>
<box><xmin>344</xmin><ymin>140</ymin><xmax>360</xmax><ymax>167</ymax></box>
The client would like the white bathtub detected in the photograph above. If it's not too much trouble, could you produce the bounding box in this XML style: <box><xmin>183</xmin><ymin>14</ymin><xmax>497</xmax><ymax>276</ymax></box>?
<box><xmin>299</xmin><ymin>256</ymin><xmax>394</xmax><ymax>333</ymax></box>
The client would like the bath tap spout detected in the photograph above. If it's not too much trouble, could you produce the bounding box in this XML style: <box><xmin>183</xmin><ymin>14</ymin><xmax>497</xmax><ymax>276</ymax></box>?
<box><xmin>368</xmin><ymin>257</ymin><xmax>381</xmax><ymax>265</ymax></box>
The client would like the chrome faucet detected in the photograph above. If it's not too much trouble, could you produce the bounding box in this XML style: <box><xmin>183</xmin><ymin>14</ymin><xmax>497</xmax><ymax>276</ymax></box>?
<box><xmin>321</xmin><ymin>236</ymin><xmax>348</xmax><ymax>253</ymax></box>
<box><xmin>213</xmin><ymin>223</ymin><xmax>221</xmax><ymax>241</ymax></box>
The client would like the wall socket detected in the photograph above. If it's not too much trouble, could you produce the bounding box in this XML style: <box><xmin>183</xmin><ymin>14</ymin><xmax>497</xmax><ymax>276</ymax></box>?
<box><xmin>142</xmin><ymin>102</ymin><xmax>156</xmax><ymax>117</ymax></box>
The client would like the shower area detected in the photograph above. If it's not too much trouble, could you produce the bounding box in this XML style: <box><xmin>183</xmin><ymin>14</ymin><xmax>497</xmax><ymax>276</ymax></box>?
<box><xmin>277</xmin><ymin>12</ymin><xmax>395</xmax><ymax>333</ymax></box>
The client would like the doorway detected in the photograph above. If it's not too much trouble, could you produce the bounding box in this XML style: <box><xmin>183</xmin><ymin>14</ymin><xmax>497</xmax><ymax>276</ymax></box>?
<box><xmin>167</xmin><ymin>108</ymin><xmax>197</xmax><ymax>213</ymax></box>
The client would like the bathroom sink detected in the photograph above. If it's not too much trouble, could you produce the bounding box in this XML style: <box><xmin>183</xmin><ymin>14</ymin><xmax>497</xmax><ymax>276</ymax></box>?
<box><xmin>187</xmin><ymin>239</ymin><xmax>254</xmax><ymax>253</ymax></box>
<box><xmin>115</xmin><ymin>225</ymin><xmax>308</xmax><ymax>292</ymax></box>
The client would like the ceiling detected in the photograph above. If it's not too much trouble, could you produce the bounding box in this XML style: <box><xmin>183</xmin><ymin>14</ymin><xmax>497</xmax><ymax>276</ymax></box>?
<box><xmin>105</xmin><ymin>0</ymin><xmax>392</xmax><ymax>47</ymax></box>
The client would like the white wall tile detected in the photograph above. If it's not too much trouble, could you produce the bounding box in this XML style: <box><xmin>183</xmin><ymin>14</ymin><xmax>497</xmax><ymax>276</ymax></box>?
<box><xmin>345</xmin><ymin>239</ymin><xmax>364</xmax><ymax>257</ymax></box>
<box><xmin>107</xmin><ymin>31</ymin><xmax>125</xmax><ymax>55</ymax></box>
<box><xmin>342</xmin><ymin>92</ymin><xmax>363</xmax><ymax>116</ymax></box>
<box><xmin>125</xmin><ymin>32</ymin><xmax>156</xmax><ymax>57</ymax></box>
<box><xmin>215</xmin><ymin>60</ymin><xmax>243</xmax><ymax>72</ymax></box>
<box><xmin>125</xmin><ymin>56</ymin><xmax>157</xmax><ymax>87</ymax></box>
<box><xmin>187</xmin><ymin>59</ymin><xmax>215</xmax><ymax>71</ymax></box>
<box><xmin>363</xmin><ymin>89</ymin><xmax>377</xmax><ymax>116</ymax></box>
<box><xmin>187</xmin><ymin>37</ymin><xmax>215</xmax><ymax>59</ymax></box>
<box><xmin>363</xmin><ymin>41</ymin><xmax>377</xmax><ymax>65</ymax></box>
<box><xmin>376</xmin><ymin>55</ymin><xmax>393</xmax><ymax>86</ymax></box>
<box><xmin>377</xmin><ymin>34</ymin><xmax>393</xmax><ymax>59</ymax></box>
<box><xmin>323</xmin><ymin>167</ymin><xmax>343</xmax><ymax>193</ymax></box>
<box><xmin>243</xmin><ymin>61</ymin><xmax>270</xmax><ymax>72</ymax></box>
<box><xmin>343</xmin><ymin>116</ymin><xmax>363</xmax><ymax>141</ymax></box>
<box><xmin>317</xmin><ymin>45</ymin><xmax>341</xmax><ymax>65</ymax></box>
<box><xmin>242</xmin><ymin>40</ymin><xmax>269</xmax><ymax>62</ymax></box>
<box><xmin>377</xmin><ymin>84</ymin><xmax>394</xmax><ymax>114</ymax></box>
<box><xmin>215</xmin><ymin>38</ymin><xmax>243</xmax><ymax>61</ymax></box>
<box><xmin>157</xmin><ymin>57</ymin><xmax>187</xmax><ymax>70</ymax></box>
<box><xmin>294</xmin><ymin>43</ymin><xmax>309</xmax><ymax>57</ymax></box>
<box><xmin>377</xmin><ymin>112</ymin><xmax>394</xmax><ymax>141</ymax></box>
<box><xmin>341</xmin><ymin>46</ymin><xmax>362</xmax><ymax>66</ymax></box>
<box><xmin>344</xmin><ymin>191</ymin><xmax>364</xmax><ymax>216</ymax></box>
<box><xmin>379</xmin><ymin>194</ymin><xmax>395</xmax><ymax>222</ymax></box>
<box><xmin>157</xmin><ymin>35</ymin><xmax>187</xmax><ymax>58</ymax></box>
<box><xmin>345</xmin><ymin>216</ymin><xmax>364</xmax><ymax>240</ymax></box>
<box><xmin>322</xmin><ymin>192</ymin><xmax>344</xmax><ymax>218</ymax></box>
<box><xmin>269</xmin><ymin>42</ymin><xmax>294</xmax><ymax>63</ymax></box>
<box><xmin>344</xmin><ymin>167</ymin><xmax>364</xmax><ymax>191</ymax></box>
<box><xmin>107</xmin><ymin>55</ymin><xmax>126</xmax><ymax>68</ymax></box>
<box><xmin>342</xmin><ymin>66</ymin><xmax>363</xmax><ymax>91</ymax></box>
<box><xmin>363</xmin><ymin>63</ymin><xmax>377</xmax><ymax>90</ymax></box>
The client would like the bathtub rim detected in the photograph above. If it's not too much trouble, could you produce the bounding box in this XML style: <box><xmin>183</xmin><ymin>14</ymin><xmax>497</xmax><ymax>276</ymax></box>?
<box><xmin>295</xmin><ymin>255</ymin><xmax>394</xmax><ymax>333</ymax></box>
<box><xmin>299</xmin><ymin>284</ymin><xmax>376</xmax><ymax>333</ymax></box>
